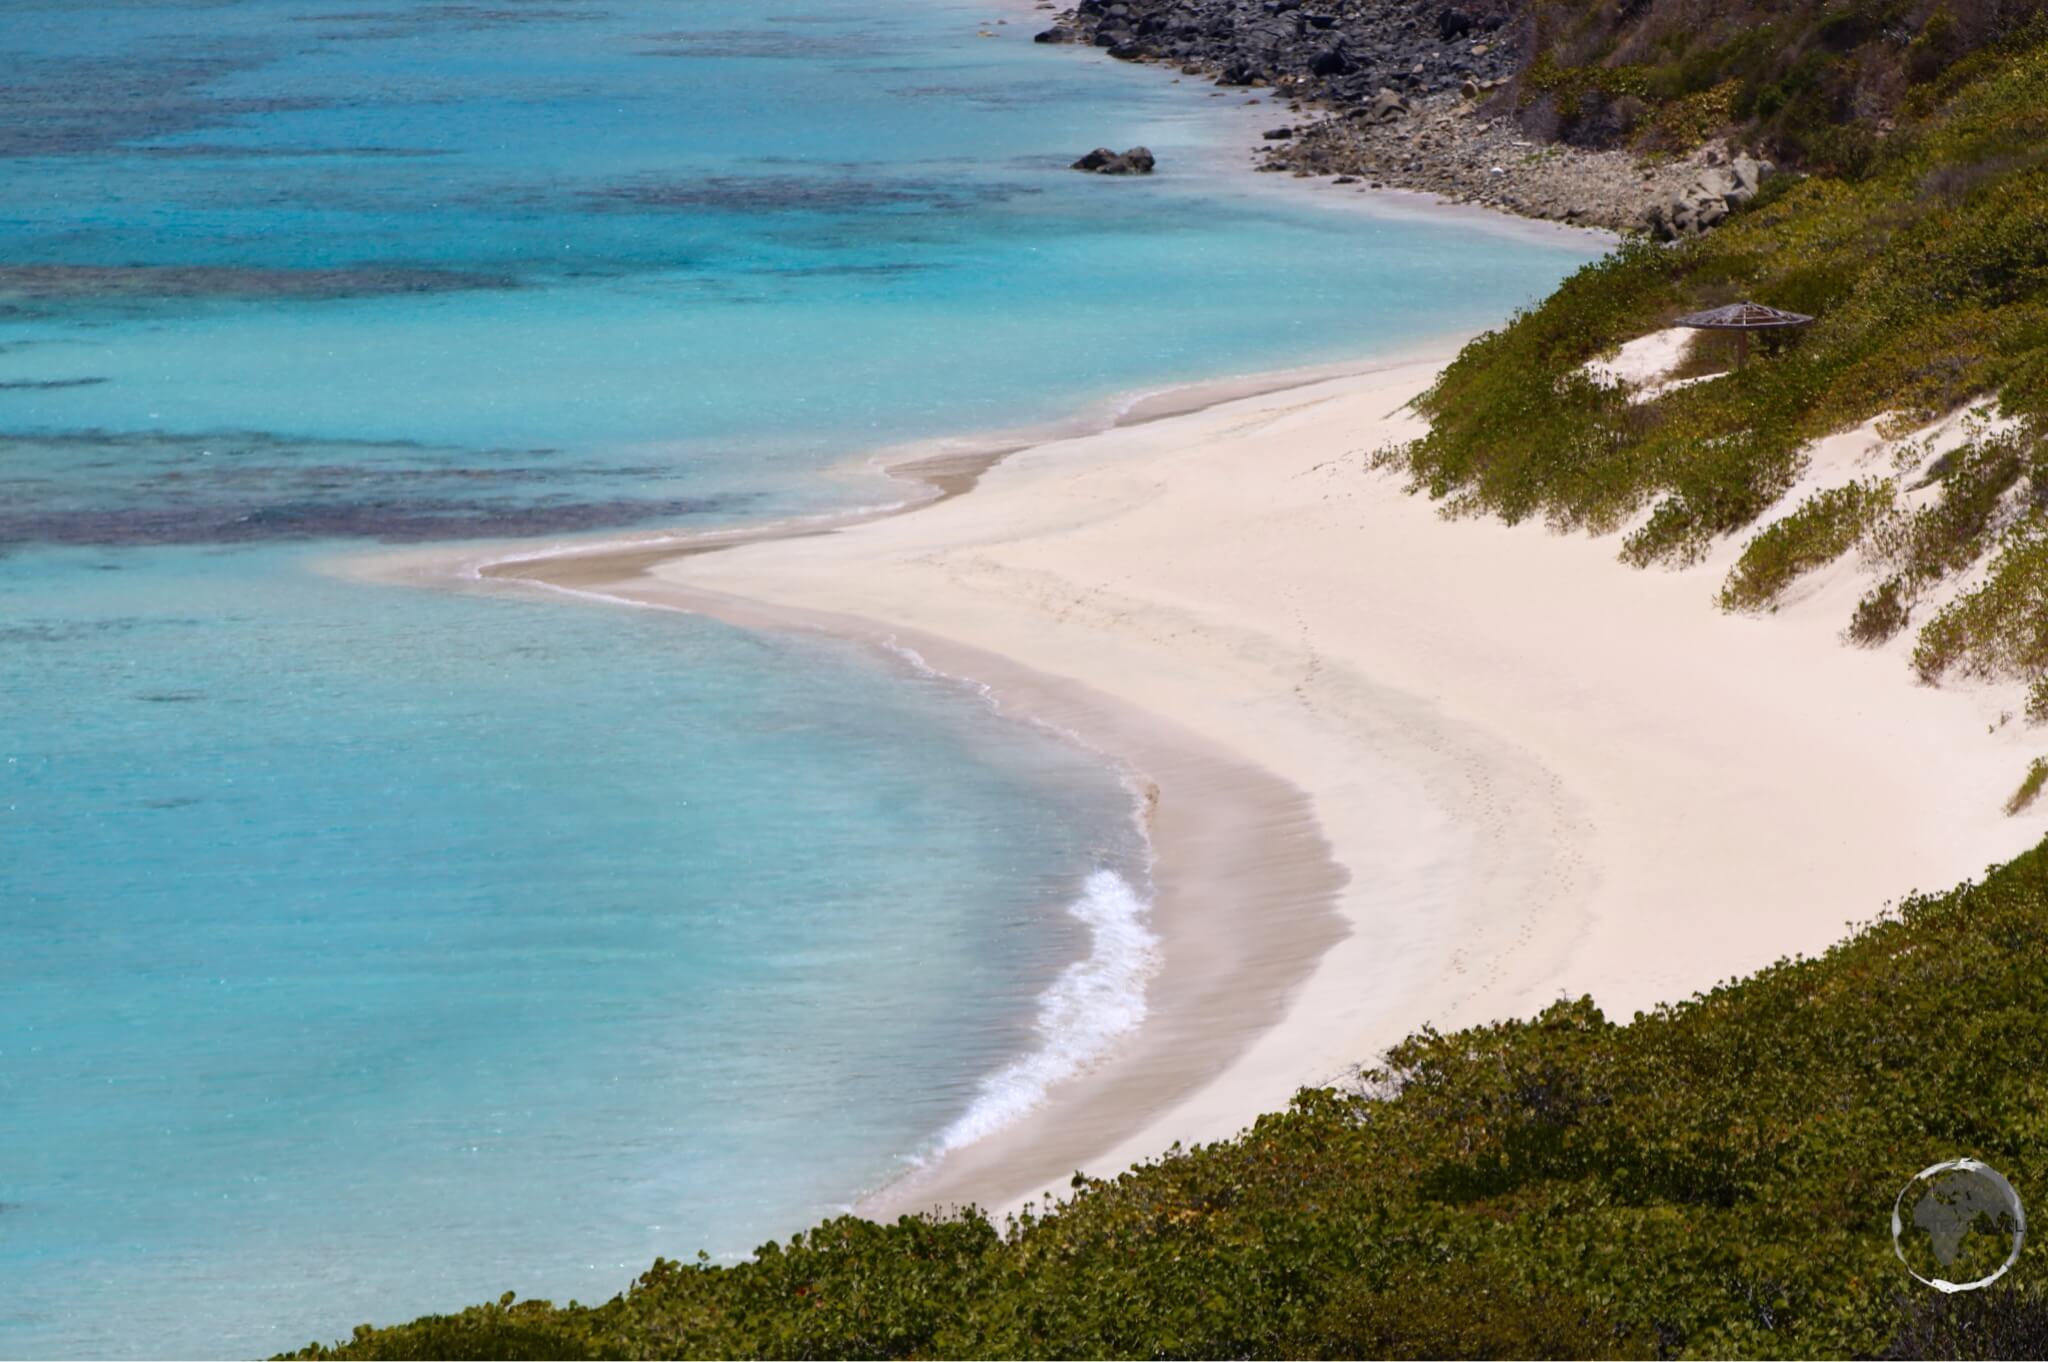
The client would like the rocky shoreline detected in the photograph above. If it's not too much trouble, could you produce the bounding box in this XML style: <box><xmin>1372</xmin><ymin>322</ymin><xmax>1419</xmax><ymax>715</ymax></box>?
<box><xmin>1036</xmin><ymin>0</ymin><xmax>1762</xmax><ymax>233</ymax></box>
<box><xmin>1256</xmin><ymin>94</ymin><xmax>1754</xmax><ymax>232</ymax></box>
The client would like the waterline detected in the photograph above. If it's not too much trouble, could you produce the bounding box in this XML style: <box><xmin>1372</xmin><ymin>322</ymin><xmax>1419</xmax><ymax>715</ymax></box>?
<box><xmin>930</xmin><ymin>869</ymin><xmax>1161</xmax><ymax>1158</ymax></box>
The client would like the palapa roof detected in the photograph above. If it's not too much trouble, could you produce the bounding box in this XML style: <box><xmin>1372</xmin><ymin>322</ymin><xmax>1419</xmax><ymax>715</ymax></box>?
<box><xmin>1674</xmin><ymin>302</ymin><xmax>1815</xmax><ymax>330</ymax></box>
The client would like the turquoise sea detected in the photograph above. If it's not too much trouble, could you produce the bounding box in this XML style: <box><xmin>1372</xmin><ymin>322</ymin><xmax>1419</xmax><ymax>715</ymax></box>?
<box><xmin>0</xmin><ymin>1</ymin><xmax>1601</xmax><ymax>1355</ymax></box>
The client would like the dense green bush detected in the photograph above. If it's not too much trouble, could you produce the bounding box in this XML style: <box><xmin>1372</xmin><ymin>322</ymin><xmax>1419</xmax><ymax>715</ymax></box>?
<box><xmin>1914</xmin><ymin>519</ymin><xmax>2048</xmax><ymax>715</ymax></box>
<box><xmin>1516</xmin><ymin>0</ymin><xmax>2047</xmax><ymax>162</ymax></box>
<box><xmin>1871</xmin><ymin>429</ymin><xmax>2032</xmax><ymax>584</ymax></box>
<box><xmin>1883</xmin><ymin>1280</ymin><xmax>2048</xmax><ymax>1357</ymax></box>
<box><xmin>1836</xmin><ymin>423</ymin><xmax>2041</xmax><ymax>645</ymax></box>
<box><xmin>295</xmin><ymin>841</ymin><xmax>2048</xmax><ymax>1359</ymax></box>
<box><xmin>1718</xmin><ymin>478</ymin><xmax>1892</xmax><ymax>611</ymax></box>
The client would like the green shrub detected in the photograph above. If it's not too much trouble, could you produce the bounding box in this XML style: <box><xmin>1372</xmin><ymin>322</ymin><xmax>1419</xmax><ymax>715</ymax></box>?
<box><xmin>1302</xmin><ymin>1262</ymin><xmax>1645</xmax><ymax>1359</ymax></box>
<box><xmin>2007</xmin><ymin>758</ymin><xmax>2048</xmax><ymax>815</ymax></box>
<box><xmin>1907</xmin><ymin>11</ymin><xmax>1967</xmax><ymax>84</ymax></box>
<box><xmin>1849</xmin><ymin>574</ymin><xmax>1913</xmax><ymax>644</ymax></box>
<box><xmin>1515</xmin><ymin>0</ymin><xmax>2048</xmax><ymax>163</ymax></box>
<box><xmin>1878</xmin><ymin>429</ymin><xmax>2033</xmax><ymax>583</ymax></box>
<box><xmin>1719</xmin><ymin>478</ymin><xmax>1892</xmax><ymax>611</ymax></box>
<box><xmin>1643</xmin><ymin>79</ymin><xmax>1742</xmax><ymax>152</ymax></box>
<box><xmin>1884</xmin><ymin>1285</ymin><xmax>2048</xmax><ymax>1358</ymax></box>
<box><xmin>1913</xmin><ymin>518</ymin><xmax>2048</xmax><ymax>714</ymax></box>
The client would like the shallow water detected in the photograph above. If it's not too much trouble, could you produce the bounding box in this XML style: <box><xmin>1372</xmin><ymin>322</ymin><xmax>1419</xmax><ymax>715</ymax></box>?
<box><xmin>2</xmin><ymin>546</ymin><xmax>1145</xmax><ymax>1358</ymax></box>
<box><xmin>0</xmin><ymin>0</ymin><xmax>1601</xmax><ymax>1355</ymax></box>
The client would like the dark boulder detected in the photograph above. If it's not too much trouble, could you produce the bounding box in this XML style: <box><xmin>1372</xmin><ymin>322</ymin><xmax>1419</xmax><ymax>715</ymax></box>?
<box><xmin>1032</xmin><ymin>26</ymin><xmax>1071</xmax><ymax>42</ymax></box>
<box><xmin>1071</xmin><ymin>146</ymin><xmax>1157</xmax><ymax>174</ymax></box>
<box><xmin>1308</xmin><ymin>45</ymin><xmax>1353</xmax><ymax>75</ymax></box>
<box><xmin>1263</xmin><ymin>125</ymin><xmax>1295</xmax><ymax>139</ymax></box>
<box><xmin>1437</xmin><ymin>8</ymin><xmax>1474</xmax><ymax>39</ymax></box>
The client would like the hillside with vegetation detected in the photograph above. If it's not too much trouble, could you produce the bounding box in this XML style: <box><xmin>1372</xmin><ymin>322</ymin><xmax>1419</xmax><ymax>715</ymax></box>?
<box><xmin>1396</xmin><ymin>23</ymin><xmax>2048</xmax><ymax>717</ymax></box>
<box><xmin>298</xmin><ymin>840</ymin><xmax>2048</xmax><ymax>1359</ymax></box>
<box><xmin>1056</xmin><ymin>0</ymin><xmax>2046</xmax><ymax>226</ymax></box>
<box><xmin>291</xmin><ymin>16</ymin><xmax>2048</xmax><ymax>1362</ymax></box>
<box><xmin>1513</xmin><ymin>0</ymin><xmax>2047</xmax><ymax>170</ymax></box>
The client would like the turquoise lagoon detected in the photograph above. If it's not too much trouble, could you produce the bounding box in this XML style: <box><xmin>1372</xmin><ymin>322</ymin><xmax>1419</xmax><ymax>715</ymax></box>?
<box><xmin>0</xmin><ymin>1</ymin><xmax>1601</xmax><ymax>1355</ymax></box>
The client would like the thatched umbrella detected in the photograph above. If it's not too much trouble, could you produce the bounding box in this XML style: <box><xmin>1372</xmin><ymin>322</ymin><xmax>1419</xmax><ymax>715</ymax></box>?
<box><xmin>1674</xmin><ymin>301</ymin><xmax>1814</xmax><ymax>370</ymax></box>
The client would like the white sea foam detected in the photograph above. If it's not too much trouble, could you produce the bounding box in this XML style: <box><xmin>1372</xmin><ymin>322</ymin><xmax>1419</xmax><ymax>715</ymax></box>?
<box><xmin>928</xmin><ymin>868</ymin><xmax>1161</xmax><ymax>1156</ymax></box>
<box><xmin>871</xmin><ymin>638</ymin><xmax>1168</xmax><ymax>1158</ymax></box>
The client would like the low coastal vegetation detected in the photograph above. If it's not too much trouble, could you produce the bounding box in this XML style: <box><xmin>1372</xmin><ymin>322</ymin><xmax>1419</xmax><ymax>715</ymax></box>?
<box><xmin>2006</xmin><ymin>757</ymin><xmax>2048</xmax><ymax>814</ymax></box>
<box><xmin>1385</xmin><ymin>26</ymin><xmax>2048</xmax><ymax>709</ymax></box>
<box><xmin>1916</xmin><ymin>523</ymin><xmax>2048</xmax><ymax>716</ymax></box>
<box><xmin>1517</xmin><ymin>0</ymin><xmax>2046</xmax><ymax>168</ymax></box>
<box><xmin>298</xmin><ymin>841</ymin><xmax>2048</xmax><ymax>1359</ymax></box>
<box><xmin>1716</xmin><ymin>478</ymin><xmax>1892</xmax><ymax>612</ymax></box>
<box><xmin>1854</xmin><ymin>424</ymin><xmax>2036</xmax><ymax>642</ymax></box>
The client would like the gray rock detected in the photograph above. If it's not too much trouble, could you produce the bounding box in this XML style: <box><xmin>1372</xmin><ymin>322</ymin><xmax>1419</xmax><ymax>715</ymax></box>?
<box><xmin>1360</xmin><ymin>87</ymin><xmax>1412</xmax><ymax>123</ymax></box>
<box><xmin>1731</xmin><ymin>154</ymin><xmax>1771</xmax><ymax>194</ymax></box>
<box><xmin>1643</xmin><ymin>152</ymin><xmax>1774</xmax><ymax>239</ymax></box>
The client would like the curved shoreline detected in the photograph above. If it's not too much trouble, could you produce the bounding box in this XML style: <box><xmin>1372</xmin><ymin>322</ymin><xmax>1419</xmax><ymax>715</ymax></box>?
<box><xmin>572</xmin><ymin>352</ymin><xmax>1597</xmax><ymax>1216</ymax></box>
<box><xmin>481</xmin><ymin>554</ymin><xmax>1355</xmax><ymax>1221</ymax></box>
<box><xmin>338</xmin><ymin>353</ymin><xmax>1404</xmax><ymax>1219</ymax></box>
<box><xmin>344</xmin><ymin>335</ymin><xmax>2038</xmax><ymax>1227</ymax></box>
<box><xmin>540</xmin><ymin>353</ymin><xmax>2038</xmax><ymax>1218</ymax></box>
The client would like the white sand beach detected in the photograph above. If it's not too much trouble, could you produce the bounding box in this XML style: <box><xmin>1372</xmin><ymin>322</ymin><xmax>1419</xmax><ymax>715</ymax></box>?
<box><xmin>381</xmin><ymin>345</ymin><xmax>2040</xmax><ymax>1223</ymax></box>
